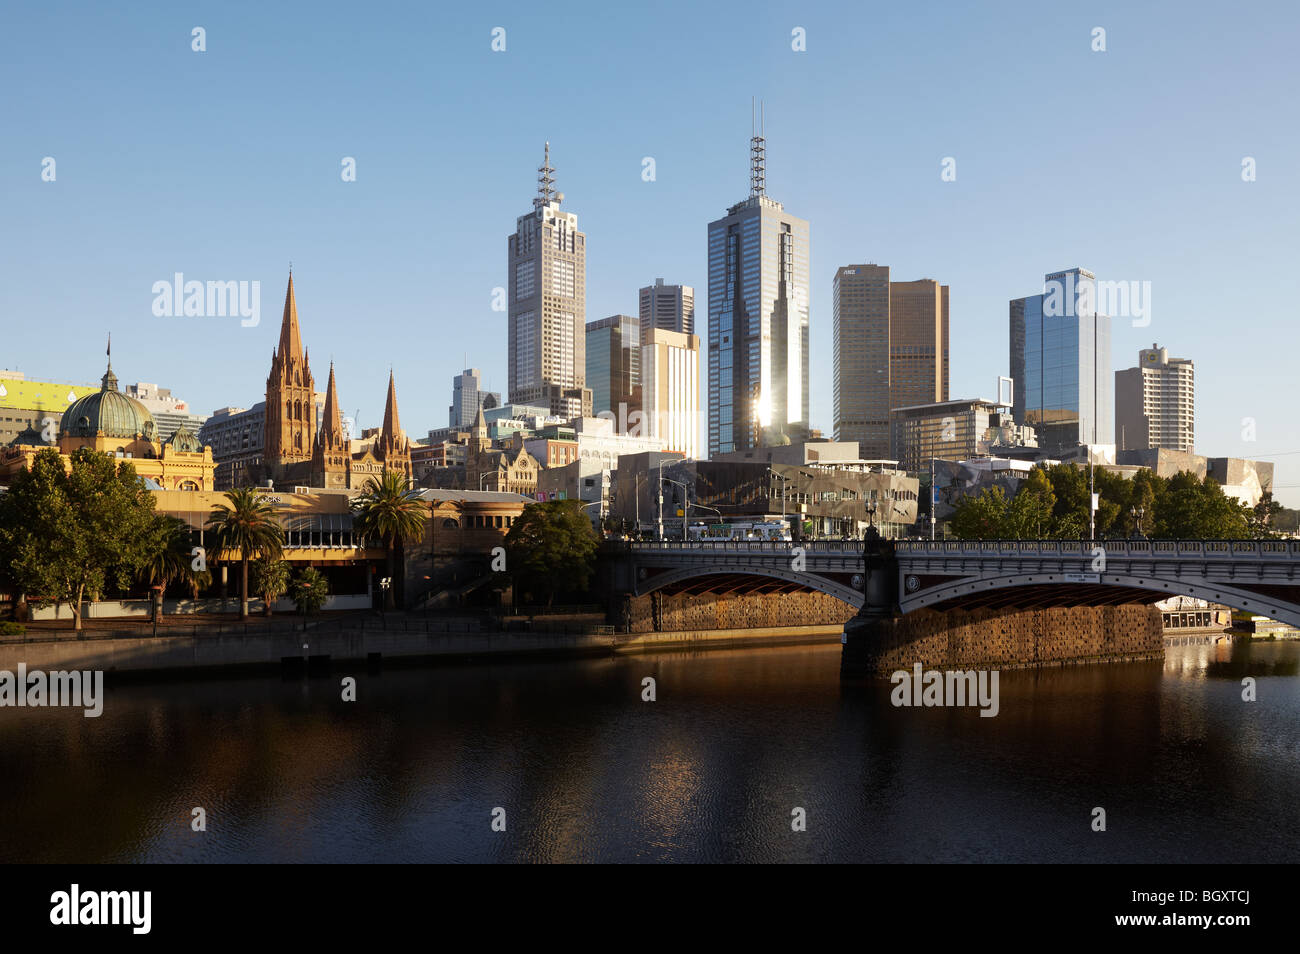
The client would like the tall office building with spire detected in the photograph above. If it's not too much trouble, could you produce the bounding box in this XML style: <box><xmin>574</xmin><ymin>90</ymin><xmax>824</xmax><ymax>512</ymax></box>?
<box><xmin>706</xmin><ymin>107</ymin><xmax>810</xmax><ymax>455</ymax></box>
<box><xmin>507</xmin><ymin>143</ymin><xmax>592</xmax><ymax>420</ymax></box>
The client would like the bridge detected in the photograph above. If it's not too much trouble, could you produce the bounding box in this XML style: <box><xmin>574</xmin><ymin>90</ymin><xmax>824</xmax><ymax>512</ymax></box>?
<box><xmin>618</xmin><ymin>538</ymin><xmax>1300</xmax><ymax>628</ymax></box>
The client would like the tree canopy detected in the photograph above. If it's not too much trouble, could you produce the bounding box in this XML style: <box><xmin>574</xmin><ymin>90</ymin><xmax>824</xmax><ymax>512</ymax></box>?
<box><xmin>947</xmin><ymin>464</ymin><xmax>1257</xmax><ymax>540</ymax></box>
<box><xmin>0</xmin><ymin>447</ymin><xmax>162</xmax><ymax>629</ymax></box>
<box><xmin>504</xmin><ymin>500</ymin><xmax>599</xmax><ymax>606</ymax></box>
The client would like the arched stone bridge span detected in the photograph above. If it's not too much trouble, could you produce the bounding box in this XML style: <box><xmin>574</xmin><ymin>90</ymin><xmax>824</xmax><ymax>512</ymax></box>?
<box><xmin>617</xmin><ymin>539</ymin><xmax>1300</xmax><ymax>627</ymax></box>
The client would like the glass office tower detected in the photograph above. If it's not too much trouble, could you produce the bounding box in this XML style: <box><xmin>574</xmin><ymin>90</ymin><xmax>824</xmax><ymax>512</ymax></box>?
<box><xmin>1010</xmin><ymin>267</ymin><xmax>1113</xmax><ymax>455</ymax></box>
<box><xmin>706</xmin><ymin>131</ymin><xmax>809</xmax><ymax>456</ymax></box>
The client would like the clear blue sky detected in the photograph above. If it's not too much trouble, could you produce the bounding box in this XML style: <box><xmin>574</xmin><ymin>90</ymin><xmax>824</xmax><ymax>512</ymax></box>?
<box><xmin>3</xmin><ymin>1</ymin><xmax>1298</xmax><ymax>503</ymax></box>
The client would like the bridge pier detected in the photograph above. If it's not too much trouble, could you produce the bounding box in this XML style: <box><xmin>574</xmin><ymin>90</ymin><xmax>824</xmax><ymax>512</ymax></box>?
<box><xmin>841</xmin><ymin>603</ymin><xmax>1166</xmax><ymax>678</ymax></box>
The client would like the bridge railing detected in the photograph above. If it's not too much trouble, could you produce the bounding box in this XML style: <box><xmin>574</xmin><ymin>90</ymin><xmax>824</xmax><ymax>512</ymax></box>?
<box><xmin>893</xmin><ymin>539</ymin><xmax>1300</xmax><ymax>558</ymax></box>
<box><xmin>627</xmin><ymin>540</ymin><xmax>861</xmax><ymax>553</ymax></box>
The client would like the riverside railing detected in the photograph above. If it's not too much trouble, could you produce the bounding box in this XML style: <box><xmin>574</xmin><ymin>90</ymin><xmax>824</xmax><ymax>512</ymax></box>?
<box><xmin>626</xmin><ymin>538</ymin><xmax>1300</xmax><ymax>559</ymax></box>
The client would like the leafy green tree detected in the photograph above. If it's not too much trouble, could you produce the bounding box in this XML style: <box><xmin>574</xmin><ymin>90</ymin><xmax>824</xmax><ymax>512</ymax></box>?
<box><xmin>0</xmin><ymin>447</ymin><xmax>160</xmax><ymax>631</ymax></box>
<box><xmin>1003</xmin><ymin>468</ymin><xmax>1055</xmax><ymax>538</ymax></box>
<box><xmin>1250</xmin><ymin>490</ymin><xmax>1284</xmax><ymax>538</ymax></box>
<box><xmin>205</xmin><ymin>488</ymin><xmax>284</xmax><ymax>620</ymax></box>
<box><xmin>351</xmin><ymin>471</ymin><xmax>427</xmax><ymax>610</ymax></box>
<box><xmin>504</xmin><ymin>500</ymin><xmax>599</xmax><ymax>607</ymax></box>
<box><xmin>1153</xmin><ymin>472</ymin><xmax>1251</xmax><ymax>539</ymax></box>
<box><xmin>948</xmin><ymin>486</ymin><xmax>1009</xmax><ymax>539</ymax></box>
<box><xmin>251</xmin><ymin>557</ymin><xmax>291</xmax><ymax>616</ymax></box>
<box><xmin>291</xmin><ymin>566</ymin><xmax>330</xmax><ymax>618</ymax></box>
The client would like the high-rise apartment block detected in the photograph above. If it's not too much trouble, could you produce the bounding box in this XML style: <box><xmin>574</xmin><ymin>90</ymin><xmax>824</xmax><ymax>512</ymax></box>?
<box><xmin>1009</xmin><ymin>267</ymin><xmax>1114</xmax><ymax>456</ymax></box>
<box><xmin>639</xmin><ymin>278</ymin><xmax>694</xmax><ymax>339</ymax></box>
<box><xmin>707</xmin><ymin>122</ymin><xmax>809</xmax><ymax>455</ymax></box>
<box><xmin>641</xmin><ymin>328</ymin><xmax>700</xmax><ymax>460</ymax></box>
<box><xmin>585</xmin><ymin>315</ymin><xmax>641</xmax><ymax>430</ymax></box>
<box><xmin>832</xmin><ymin>264</ymin><xmax>949</xmax><ymax>458</ymax></box>
<box><xmin>1115</xmin><ymin>344</ymin><xmax>1194</xmax><ymax>452</ymax></box>
<box><xmin>507</xmin><ymin>143</ymin><xmax>592</xmax><ymax>420</ymax></box>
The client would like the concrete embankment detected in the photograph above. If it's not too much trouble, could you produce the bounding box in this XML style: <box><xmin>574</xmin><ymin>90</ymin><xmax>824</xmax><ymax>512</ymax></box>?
<box><xmin>0</xmin><ymin>624</ymin><xmax>846</xmax><ymax>675</ymax></box>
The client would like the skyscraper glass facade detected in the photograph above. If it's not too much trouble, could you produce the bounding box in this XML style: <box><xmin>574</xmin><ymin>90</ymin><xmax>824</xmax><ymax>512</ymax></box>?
<box><xmin>1010</xmin><ymin>268</ymin><xmax>1113</xmax><ymax>453</ymax></box>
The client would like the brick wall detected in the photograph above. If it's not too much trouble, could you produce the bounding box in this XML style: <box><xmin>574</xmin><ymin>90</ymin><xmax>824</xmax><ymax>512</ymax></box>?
<box><xmin>843</xmin><ymin>603</ymin><xmax>1164</xmax><ymax>674</ymax></box>
<box><xmin>622</xmin><ymin>590</ymin><xmax>856</xmax><ymax>634</ymax></box>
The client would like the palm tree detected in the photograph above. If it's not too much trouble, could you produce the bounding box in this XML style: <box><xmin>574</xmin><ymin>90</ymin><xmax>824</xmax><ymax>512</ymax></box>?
<box><xmin>205</xmin><ymin>488</ymin><xmax>284</xmax><ymax>620</ymax></box>
<box><xmin>351</xmin><ymin>471</ymin><xmax>427</xmax><ymax>610</ymax></box>
<box><xmin>251</xmin><ymin>557</ymin><xmax>291</xmax><ymax>616</ymax></box>
<box><xmin>139</xmin><ymin>515</ymin><xmax>193</xmax><ymax>619</ymax></box>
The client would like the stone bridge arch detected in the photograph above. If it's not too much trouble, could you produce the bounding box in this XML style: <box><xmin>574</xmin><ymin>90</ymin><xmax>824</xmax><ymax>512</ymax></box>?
<box><xmin>635</xmin><ymin>563</ymin><xmax>863</xmax><ymax>607</ymax></box>
<box><xmin>900</xmin><ymin>570</ymin><xmax>1300</xmax><ymax>628</ymax></box>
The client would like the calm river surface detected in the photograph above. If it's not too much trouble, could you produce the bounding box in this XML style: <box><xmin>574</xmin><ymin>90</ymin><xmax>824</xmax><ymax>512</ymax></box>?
<box><xmin>2</xmin><ymin>639</ymin><xmax>1298</xmax><ymax>863</ymax></box>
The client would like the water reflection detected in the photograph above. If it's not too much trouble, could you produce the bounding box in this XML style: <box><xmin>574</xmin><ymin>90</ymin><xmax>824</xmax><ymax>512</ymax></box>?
<box><xmin>0</xmin><ymin>640</ymin><xmax>1297</xmax><ymax>863</ymax></box>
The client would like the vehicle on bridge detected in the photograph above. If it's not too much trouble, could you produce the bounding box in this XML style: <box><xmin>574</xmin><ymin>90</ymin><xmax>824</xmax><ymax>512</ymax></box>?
<box><xmin>686</xmin><ymin>519</ymin><xmax>792</xmax><ymax>542</ymax></box>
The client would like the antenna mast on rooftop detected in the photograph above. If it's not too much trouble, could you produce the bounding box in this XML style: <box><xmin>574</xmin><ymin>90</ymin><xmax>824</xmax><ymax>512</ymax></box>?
<box><xmin>750</xmin><ymin>98</ymin><xmax>766</xmax><ymax>198</ymax></box>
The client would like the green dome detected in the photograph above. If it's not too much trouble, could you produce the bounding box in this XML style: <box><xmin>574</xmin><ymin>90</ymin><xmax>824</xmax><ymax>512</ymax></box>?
<box><xmin>60</xmin><ymin>363</ymin><xmax>156</xmax><ymax>441</ymax></box>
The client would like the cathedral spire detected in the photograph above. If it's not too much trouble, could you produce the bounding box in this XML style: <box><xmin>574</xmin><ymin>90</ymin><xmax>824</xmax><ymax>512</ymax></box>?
<box><xmin>321</xmin><ymin>361</ymin><xmax>343</xmax><ymax>444</ymax></box>
<box><xmin>277</xmin><ymin>271</ymin><xmax>303</xmax><ymax>360</ymax></box>
<box><xmin>382</xmin><ymin>370</ymin><xmax>401</xmax><ymax>441</ymax></box>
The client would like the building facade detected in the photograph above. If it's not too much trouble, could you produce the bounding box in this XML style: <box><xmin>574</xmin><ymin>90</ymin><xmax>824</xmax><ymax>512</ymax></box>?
<box><xmin>507</xmin><ymin>143</ymin><xmax>592</xmax><ymax>419</ymax></box>
<box><xmin>585</xmin><ymin>314</ymin><xmax>641</xmax><ymax>428</ymax></box>
<box><xmin>1115</xmin><ymin>344</ymin><xmax>1194</xmax><ymax>452</ymax></box>
<box><xmin>832</xmin><ymin>264</ymin><xmax>949</xmax><ymax>457</ymax></box>
<box><xmin>1</xmin><ymin>353</ymin><xmax>215</xmax><ymax>491</ymax></box>
<box><xmin>1009</xmin><ymin>267</ymin><xmax>1114</xmax><ymax>456</ymax></box>
<box><xmin>707</xmin><ymin>127</ymin><xmax>809</xmax><ymax>455</ymax></box>
<box><xmin>122</xmin><ymin>382</ymin><xmax>207</xmax><ymax>442</ymax></box>
<box><xmin>639</xmin><ymin>278</ymin><xmax>694</xmax><ymax>338</ymax></box>
<box><xmin>889</xmin><ymin>398</ymin><xmax>1025</xmax><ymax>473</ymax></box>
<box><xmin>641</xmin><ymin>328</ymin><xmax>700</xmax><ymax>460</ymax></box>
<box><xmin>449</xmin><ymin>368</ymin><xmax>500</xmax><ymax>429</ymax></box>
<box><xmin>465</xmin><ymin>406</ymin><xmax>540</xmax><ymax>495</ymax></box>
<box><xmin>0</xmin><ymin>371</ymin><xmax>102</xmax><ymax>446</ymax></box>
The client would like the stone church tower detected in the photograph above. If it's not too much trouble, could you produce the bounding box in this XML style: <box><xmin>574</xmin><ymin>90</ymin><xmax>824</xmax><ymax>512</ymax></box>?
<box><xmin>264</xmin><ymin>272</ymin><xmax>316</xmax><ymax>481</ymax></box>
<box><xmin>373</xmin><ymin>370</ymin><xmax>412</xmax><ymax>482</ymax></box>
<box><xmin>310</xmin><ymin>361</ymin><xmax>351</xmax><ymax>488</ymax></box>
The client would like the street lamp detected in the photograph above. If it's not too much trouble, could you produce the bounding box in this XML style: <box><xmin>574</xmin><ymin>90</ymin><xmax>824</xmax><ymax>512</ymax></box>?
<box><xmin>1131</xmin><ymin>505</ymin><xmax>1146</xmax><ymax>539</ymax></box>
<box><xmin>479</xmin><ymin>472</ymin><xmax>494</xmax><ymax>491</ymax></box>
<box><xmin>379</xmin><ymin>576</ymin><xmax>391</xmax><ymax>619</ymax></box>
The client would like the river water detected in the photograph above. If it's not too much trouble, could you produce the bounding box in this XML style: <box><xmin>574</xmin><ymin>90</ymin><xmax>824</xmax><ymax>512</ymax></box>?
<box><xmin>2</xmin><ymin>639</ymin><xmax>1297</xmax><ymax>863</ymax></box>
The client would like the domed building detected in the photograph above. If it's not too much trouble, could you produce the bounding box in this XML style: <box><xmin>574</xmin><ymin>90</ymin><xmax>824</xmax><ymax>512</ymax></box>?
<box><xmin>59</xmin><ymin>360</ymin><xmax>158</xmax><ymax>453</ymax></box>
<box><xmin>0</xmin><ymin>350</ymin><xmax>215</xmax><ymax>491</ymax></box>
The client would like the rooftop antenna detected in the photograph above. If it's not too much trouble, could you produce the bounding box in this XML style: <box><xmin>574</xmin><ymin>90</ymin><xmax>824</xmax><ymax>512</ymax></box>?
<box><xmin>750</xmin><ymin>98</ymin><xmax>766</xmax><ymax>198</ymax></box>
<box><xmin>535</xmin><ymin>141</ymin><xmax>557</xmax><ymax>210</ymax></box>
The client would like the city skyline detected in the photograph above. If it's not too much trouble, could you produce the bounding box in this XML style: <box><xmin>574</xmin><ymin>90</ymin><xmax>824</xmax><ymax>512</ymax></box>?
<box><xmin>3</xmin><ymin>2</ymin><xmax>1298</xmax><ymax>501</ymax></box>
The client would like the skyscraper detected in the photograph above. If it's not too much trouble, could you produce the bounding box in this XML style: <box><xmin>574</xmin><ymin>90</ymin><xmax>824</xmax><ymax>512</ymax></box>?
<box><xmin>1009</xmin><ymin>267</ymin><xmax>1114</xmax><ymax>456</ymax></box>
<box><xmin>642</xmin><ymin>328</ymin><xmax>700</xmax><ymax>460</ymax></box>
<box><xmin>507</xmin><ymin>143</ymin><xmax>592</xmax><ymax>420</ymax></box>
<box><xmin>706</xmin><ymin>113</ymin><xmax>809</xmax><ymax>455</ymax></box>
<box><xmin>1115</xmin><ymin>344</ymin><xmax>1194</xmax><ymax>452</ymax></box>
<box><xmin>585</xmin><ymin>315</ymin><xmax>641</xmax><ymax>429</ymax></box>
<box><xmin>639</xmin><ymin>278</ymin><xmax>694</xmax><ymax>339</ymax></box>
<box><xmin>832</xmin><ymin>264</ymin><xmax>949</xmax><ymax>457</ymax></box>
<box><xmin>449</xmin><ymin>368</ymin><xmax>501</xmax><ymax>429</ymax></box>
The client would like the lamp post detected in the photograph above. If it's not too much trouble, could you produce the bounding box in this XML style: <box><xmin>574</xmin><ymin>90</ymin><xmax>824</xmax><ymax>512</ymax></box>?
<box><xmin>479</xmin><ymin>472</ymin><xmax>493</xmax><ymax>491</ymax></box>
<box><xmin>1131</xmin><ymin>505</ymin><xmax>1146</xmax><ymax>539</ymax></box>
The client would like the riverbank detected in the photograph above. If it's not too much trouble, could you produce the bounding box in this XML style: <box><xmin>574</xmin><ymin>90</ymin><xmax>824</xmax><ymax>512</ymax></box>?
<box><xmin>0</xmin><ymin>620</ymin><xmax>846</xmax><ymax>676</ymax></box>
